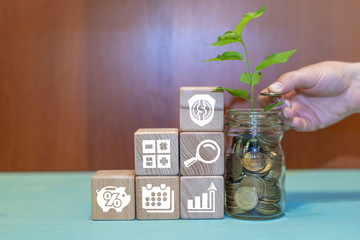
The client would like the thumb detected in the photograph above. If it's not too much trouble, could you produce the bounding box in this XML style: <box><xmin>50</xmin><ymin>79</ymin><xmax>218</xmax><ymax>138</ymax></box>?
<box><xmin>267</xmin><ymin>69</ymin><xmax>319</xmax><ymax>94</ymax></box>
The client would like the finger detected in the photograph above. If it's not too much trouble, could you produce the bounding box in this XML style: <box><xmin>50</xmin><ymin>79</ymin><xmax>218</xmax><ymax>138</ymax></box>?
<box><xmin>290</xmin><ymin>116</ymin><xmax>316</xmax><ymax>132</ymax></box>
<box><xmin>257</xmin><ymin>93</ymin><xmax>283</xmax><ymax>108</ymax></box>
<box><xmin>267</xmin><ymin>69</ymin><xmax>320</xmax><ymax>95</ymax></box>
<box><xmin>271</xmin><ymin>99</ymin><xmax>291</xmax><ymax>110</ymax></box>
<box><xmin>282</xmin><ymin>107</ymin><xmax>296</xmax><ymax>131</ymax></box>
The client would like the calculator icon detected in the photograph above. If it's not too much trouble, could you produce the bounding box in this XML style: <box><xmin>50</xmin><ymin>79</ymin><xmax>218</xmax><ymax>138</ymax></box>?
<box><xmin>142</xmin><ymin>183</ymin><xmax>174</xmax><ymax>213</ymax></box>
<box><xmin>142</xmin><ymin>140</ymin><xmax>171</xmax><ymax>169</ymax></box>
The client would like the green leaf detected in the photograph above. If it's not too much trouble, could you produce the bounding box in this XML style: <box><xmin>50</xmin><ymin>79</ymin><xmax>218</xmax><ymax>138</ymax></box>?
<box><xmin>239</xmin><ymin>72</ymin><xmax>262</xmax><ymax>85</ymax></box>
<box><xmin>239</xmin><ymin>73</ymin><xmax>251</xmax><ymax>85</ymax></box>
<box><xmin>203</xmin><ymin>51</ymin><xmax>244</xmax><ymax>62</ymax></box>
<box><xmin>252</xmin><ymin>72</ymin><xmax>262</xmax><ymax>85</ymax></box>
<box><xmin>264</xmin><ymin>100</ymin><xmax>284</xmax><ymax>112</ymax></box>
<box><xmin>235</xmin><ymin>6</ymin><xmax>266</xmax><ymax>36</ymax></box>
<box><xmin>214</xmin><ymin>87</ymin><xmax>248</xmax><ymax>100</ymax></box>
<box><xmin>208</xmin><ymin>31</ymin><xmax>242</xmax><ymax>47</ymax></box>
<box><xmin>255</xmin><ymin>49</ymin><xmax>297</xmax><ymax>72</ymax></box>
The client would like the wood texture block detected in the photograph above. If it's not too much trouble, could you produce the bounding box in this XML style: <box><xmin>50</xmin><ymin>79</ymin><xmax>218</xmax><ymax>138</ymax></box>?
<box><xmin>136</xmin><ymin>176</ymin><xmax>180</xmax><ymax>220</ymax></box>
<box><xmin>180</xmin><ymin>86</ymin><xmax>224</xmax><ymax>132</ymax></box>
<box><xmin>180</xmin><ymin>176</ymin><xmax>224</xmax><ymax>219</ymax></box>
<box><xmin>135</xmin><ymin>128</ymin><xmax>179</xmax><ymax>176</ymax></box>
<box><xmin>91</xmin><ymin>170</ymin><xmax>135</xmax><ymax>220</ymax></box>
<box><xmin>180</xmin><ymin>132</ymin><xmax>224</xmax><ymax>176</ymax></box>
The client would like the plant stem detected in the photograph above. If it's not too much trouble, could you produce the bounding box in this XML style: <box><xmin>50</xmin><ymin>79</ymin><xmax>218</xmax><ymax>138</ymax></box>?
<box><xmin>241</xmin><ymin>39</ymin><xmax>254</xmax><ymax>112</ymax></box>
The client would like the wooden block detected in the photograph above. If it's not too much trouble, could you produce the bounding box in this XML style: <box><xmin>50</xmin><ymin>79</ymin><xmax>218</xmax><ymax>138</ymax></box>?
<box><xmin>136</xmin><ymin>176</ymin><xmax>180</xmax><ymax>220</ymax></box>
<box><xmin>180</xmin><ymin>86</ymin><xmax>224</xmax><ymax>132</ymax></box>
<box><xmin>91</xmin><ymin>170</ymin><xmax>135</xmax><ymax>220</ymax></box>
<box><xmin>180</xmin><ymin>176</ymin><xmax>224</xmax><ymax>219</ymax></box>
<box><xmin>134</xmin><ymin>128</ymin><xmax>179</xmax><ymax>176</ymax></box>
<box><xmin>180</xmin><ymin>132</ymin><xmax>224</xmax><ymax>176</ymax></box>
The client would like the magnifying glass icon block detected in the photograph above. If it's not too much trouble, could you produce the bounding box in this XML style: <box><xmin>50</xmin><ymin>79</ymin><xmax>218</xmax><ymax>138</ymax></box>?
<box><xmin>184</xmin><ymin>140</ymin><xmax>221</xmax><ymax>168</ymax></box>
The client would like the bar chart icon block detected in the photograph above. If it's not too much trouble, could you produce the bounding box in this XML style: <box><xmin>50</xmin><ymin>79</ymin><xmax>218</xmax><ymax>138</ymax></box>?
<box><xmin>180</xmin><ymin>176</ymin><xmax>224</xmax><ymax>219</ymax></box>
<box><xmin>187</xmin><ymin>182</ymin><xmax>217</xmax><ymax>213</ymax></box>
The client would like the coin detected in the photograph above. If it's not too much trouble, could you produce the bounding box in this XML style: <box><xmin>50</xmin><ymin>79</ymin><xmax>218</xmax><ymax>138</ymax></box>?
<box><xmin>242</xmin><ymin>151</ymin><xmax>266</xmax><ymax>172</ymax></box>
<box><xmin>226</xmin><ymin>154</ymin><xmax>243</xmax><ymax>181</ymax></box>
<box><xmin>255</xmin><ymin>201</ymin><xmax>280</xmax><ymax>215</ymax></box>
<box><xmin>232</xmin><ymin>136</ymin><xmax>243</xmax><ymax>155</ymax></box>
<box><xmin>239</xmin><ymin>176</ymin><xmax>267</xmax><ymax>199</ymax></box>
<box><xmin>225</xmin><ymin>130</ymin><xmax>285</xmax><ymax>218</ymax></box>
<box><xmin>225</xmin><ymin>181</ymin><xmax>241</xmax><ymax>196</ymax></box>
<box><xmin>271</xmin><ymin>161</ymin><xmax>282</xmax><ymax>170</ymax></box>
<box><xmin>234</xmin><ymin>186</ymin><xmax>259</xmax><ymax>211</ymax></box>
<box><xmin>255</xmin><ymin>155</ymin><xmax>273</xmax><ymax>175</ymax></box>
<box><xmin>243</xmin><ymin>155</ymin><xmax>272</xmax><ymax>176</ymax></box>
<box><xmin>225</xmin><ymin>181</ymin><xmax>242</xmax><ymax>189</ymax></box>
<box><xmin>275</xmin><ymin>182</ymin><xmax>283</xmax><ymax>200</ymax></box>
<box><xmin>226</xmin><ymin>195</ymin><xmax>235</xmax><ymax>201</ymax></box>
<box><xmin>244</xmin><ymin>171</ymin><xmax>269</xmax><ymax>178</ymax></box>
<box><xmin>227</xmin><ymin>205</ymin><xmax>247</xmax><ymax>214</ymax></box>
<box><xmin>226</xmin><ymin>200</ymin><xmax>237</xmax><ymax>207</ymax></box>
<box><xmin>261</xmin><ymin>181</ymin><xmax>280</xmax><ymax>203</ymax></box>
<box><xmin>259</xmin><ymin>92</ymin><xmax>283</xmax><ymax>97</ymax></box>
<box><xmin>264</xmin><ymin>169</ymin><xmax>282</xmax><ymax>182</ymax></box>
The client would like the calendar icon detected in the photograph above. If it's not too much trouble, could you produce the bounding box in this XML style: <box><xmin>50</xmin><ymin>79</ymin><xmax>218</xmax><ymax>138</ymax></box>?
<box><xmin>142</xmin><ymin>183</ymin><xmax>174</xmax><ymax>213</ymax></box>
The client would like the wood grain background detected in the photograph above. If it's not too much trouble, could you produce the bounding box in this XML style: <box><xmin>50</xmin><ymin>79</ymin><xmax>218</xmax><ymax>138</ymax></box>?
<box><xmin>1</xmin><ymin>0</ymin><xmax>360</xmax><ymax>171</ymax></box>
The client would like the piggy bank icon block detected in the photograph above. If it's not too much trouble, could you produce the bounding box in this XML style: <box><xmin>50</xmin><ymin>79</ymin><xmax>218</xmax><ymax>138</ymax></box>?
<box><xmin>91</xmin><ymin>170</ymin><xmax>135</xmax><ymax>220</ymax></box>
<box><xmin>180</xmin><ymin>87</ymin><xmax>224</xmax><ymax>132</ymax></box>
<box><xmin>96</xmin><ymin>186</ymin><xmax>131</xmax><ymax>213</ymax></box>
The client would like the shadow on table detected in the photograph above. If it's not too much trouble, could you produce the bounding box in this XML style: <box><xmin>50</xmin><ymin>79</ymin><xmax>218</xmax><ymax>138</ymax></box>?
<box><xmin>286</xmin><ymin>192</ymin><xmax>360</xmax><ymax>212</ymax></box>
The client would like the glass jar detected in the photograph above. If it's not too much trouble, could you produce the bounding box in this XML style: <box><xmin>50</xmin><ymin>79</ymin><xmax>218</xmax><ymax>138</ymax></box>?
<box><xmin>224</xmin><ymin>109</ymin><xmax>285</xmax><ymax>220</ymax></box>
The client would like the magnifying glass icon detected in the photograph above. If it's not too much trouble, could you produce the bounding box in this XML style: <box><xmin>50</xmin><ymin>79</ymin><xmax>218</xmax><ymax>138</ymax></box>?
<box><xmin>184</xmin><ymin>140</ymin><xmax>221</xmax><ymax>168</ymax></box>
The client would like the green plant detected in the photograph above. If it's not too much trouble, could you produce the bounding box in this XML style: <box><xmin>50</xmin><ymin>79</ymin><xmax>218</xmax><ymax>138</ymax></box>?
<box><xmin>203</xmin><ymin>6</ymin><xmax>296</xmax><ymax>112</ymax></box>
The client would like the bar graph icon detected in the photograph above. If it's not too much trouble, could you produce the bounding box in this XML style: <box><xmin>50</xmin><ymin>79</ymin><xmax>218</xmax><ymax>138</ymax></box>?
<box><xmin>187</xmin><ymin>182</ymin><xmax>217</xmax><ymax>213</ymax></box>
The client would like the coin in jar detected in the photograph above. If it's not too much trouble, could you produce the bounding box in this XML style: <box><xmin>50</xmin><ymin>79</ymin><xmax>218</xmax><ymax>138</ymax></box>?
<box><xmin>226</xmin><ymin>154</ymin><xmax>243</xmax><ymax>181</ymax></box>
<box><xmin>242</xmin><ymin>151</ymin><xmax>266</xmax><ymax>172</ymax></box>
<box><xmin>234</xmin><ymin>186</ymin><xmax>259</xmax><ymax>211</ymax></box>
<box><xmin>239</xmin><ymin>176</ymin><xmax>266</xmax><ymax>199</ymax></box>
<box><xmin>255</xmin><ymin>155</ymin><xmax>273</xmax><ymax>174</ymax></box>
<box><xmin>227</xmin><ymin>205</ymin><xmax>247</xmax><ymax>214</ymax></box>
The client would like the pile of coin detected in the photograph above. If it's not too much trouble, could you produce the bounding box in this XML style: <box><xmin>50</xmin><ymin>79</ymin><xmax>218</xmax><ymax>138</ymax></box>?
<box><xmin>225</xmin><ymin>135</ymin><xmax>284</xmax><ymax>218</ymax></box>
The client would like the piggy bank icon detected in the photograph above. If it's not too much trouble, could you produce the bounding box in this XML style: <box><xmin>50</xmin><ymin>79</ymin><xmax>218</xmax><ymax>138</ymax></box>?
<box><xmin>96</xmin><ymin>186</ymin><xmax>131</xmax><ymax>213</ymax></box>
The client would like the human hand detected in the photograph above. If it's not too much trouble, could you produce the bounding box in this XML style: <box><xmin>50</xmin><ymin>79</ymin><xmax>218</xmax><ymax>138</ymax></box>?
<box><xmin>258</xmin><ymin>61</ymin><xmax>360</xmax><ymax>131</ymax></box>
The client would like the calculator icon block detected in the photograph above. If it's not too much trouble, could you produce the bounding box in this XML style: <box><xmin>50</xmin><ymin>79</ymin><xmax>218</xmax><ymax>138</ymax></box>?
<box><xmin>134</xmin><ymin>128</ymin><xmax>179</xmax><ymax>176</ymax></box>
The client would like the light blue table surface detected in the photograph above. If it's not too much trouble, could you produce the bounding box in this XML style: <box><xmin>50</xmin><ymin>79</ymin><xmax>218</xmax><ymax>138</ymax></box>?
<box><xmin>0</xmin><ymin>170</ymin><xmax>359</xmax><ymax>240</ymax></box>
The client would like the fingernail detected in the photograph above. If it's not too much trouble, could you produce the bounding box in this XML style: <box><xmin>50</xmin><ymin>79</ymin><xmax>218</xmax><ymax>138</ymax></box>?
<box><xmin>290</xmin><ymin>120</ymin><xmax>295</xmax><ymax>128</ymax></box>
<box><xmin>269</xmin><ymin>82</ymin><xmax>283</xmax><ymax>93</ymax></box>
<box><xmin>283</xmin><ymin>110</ymin><xmax>288</xmax><ymax>118</ymax></box>
<box><xmin>284</xmin><ymin>100</ymin><xmax>291</xmax><ymax>108</ymax></box>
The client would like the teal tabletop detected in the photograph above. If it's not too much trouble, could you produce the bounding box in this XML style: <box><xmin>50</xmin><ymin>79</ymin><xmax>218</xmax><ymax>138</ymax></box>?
<box><xmin>0</xmin><ymin>170</ymin><xmax>359</xmax><ymax>240</ymax></box>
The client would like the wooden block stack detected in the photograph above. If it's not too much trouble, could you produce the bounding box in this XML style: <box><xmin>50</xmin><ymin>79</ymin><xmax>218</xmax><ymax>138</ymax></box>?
<box><xmin>134</xmin><ymin>128</ymin><xmax>180</xmax><ymax>219</ymax></box>
<box><xmin>179</xmin><ymin>87</ymin><xmax>224</xmax><ymax>219</ymax></box>
<box><xmin>91</xmin><ymin>86</ymin><xmax>224</xmax><ymax>220</ymax></box>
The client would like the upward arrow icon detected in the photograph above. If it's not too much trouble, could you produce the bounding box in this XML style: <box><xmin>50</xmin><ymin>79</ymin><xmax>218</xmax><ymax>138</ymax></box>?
<box><xmin>207</xmin><ymin>182</ymin><xmax>217</xmax><ymax>192</ymax></box>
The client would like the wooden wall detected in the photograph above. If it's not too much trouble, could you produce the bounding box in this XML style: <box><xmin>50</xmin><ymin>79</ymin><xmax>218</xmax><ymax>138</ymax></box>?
<box><xmin>1</xmin><ymin>0</ymin><xmax>360</xmax><ymax>171</ymax></box>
